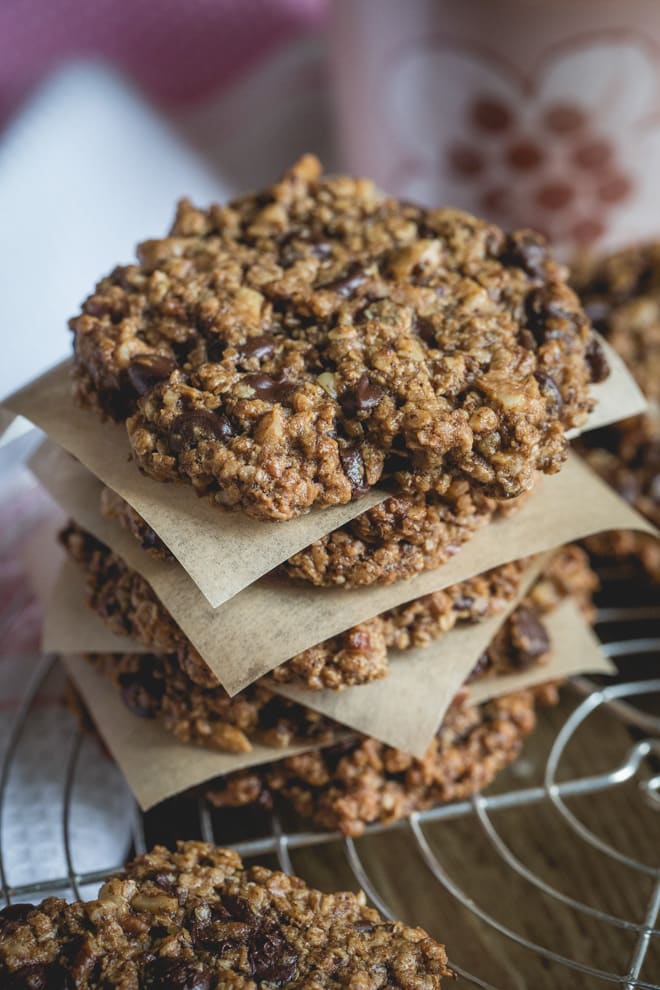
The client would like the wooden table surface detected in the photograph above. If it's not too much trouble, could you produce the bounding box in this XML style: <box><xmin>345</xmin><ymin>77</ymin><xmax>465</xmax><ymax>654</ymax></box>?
<box><xmin>293</xmin><ymin>688</ymin><xmax>660</xmax><ymax>988</ymax></box>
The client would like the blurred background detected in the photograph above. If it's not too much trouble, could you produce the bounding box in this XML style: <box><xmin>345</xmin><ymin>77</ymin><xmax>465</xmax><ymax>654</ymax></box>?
<box><xmin>4</xmin><ymin>0</ymin><xmax>660</xmax><ymax>397</ymax></box>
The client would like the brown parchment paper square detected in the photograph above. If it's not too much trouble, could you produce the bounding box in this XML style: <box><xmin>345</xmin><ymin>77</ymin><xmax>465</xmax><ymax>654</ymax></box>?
<box><xmin>267</xmin><ymin>554</ymin><xmax>552</xmax><ymax>756</ymax></box>
<box><xmin>37</xmin><ymin>532</ymin><xmax>546</xmax><ymax>754</ymax></box>
<box><xmin>22</xmin><ymin>515</ymin><xmax>152</xmax><ymax>655</ymax></box>
<box><xmin>61</xmin><ymin>599</ymin><xmax>612</xmax><ymax>811</ymax></box>
<box><xmin>44</xmin><ymin>560</ymin><xmax>153</xmax><ymax>655</ymax></box>
<box><xmin>468</xmin><ymin>599</ymin><xmax>616</xmax><ymax>706</ymax></box>
<box><xmin>5</xmin><ymin>361</ymin><xmax>384</xmax><ymax>607</ymax></box>
<box><xmin>62</xmin><ymin>654</ymin><xmax>349</xmax><ymax>812</ymax></box>
<box><xmin>3</xmin><ymin>333</ymin><xmax>646</xmax><ymax>606</ymax></box>
<box><xmin>30</xmin><ymin>439</ymin><xmax>656</xmax><ymax>695</ymax></box>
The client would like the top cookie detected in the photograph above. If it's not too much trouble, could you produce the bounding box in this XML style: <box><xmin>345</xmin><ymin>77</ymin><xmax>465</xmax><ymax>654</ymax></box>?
<box><xmin>71</xmin><ymin>155</ymin><xmax>604</xmax><ymax>521</ymax></box>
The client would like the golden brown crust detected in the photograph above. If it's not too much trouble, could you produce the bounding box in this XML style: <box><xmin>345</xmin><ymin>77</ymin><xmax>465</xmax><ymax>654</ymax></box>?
<box><xmin>71</xmin><ymin>156</ymin><xmax>601</xmax><ymax>521</ymax></box>
<box><xmin>573</xmin><ymin>242</ymin><xmax>660</xmax><ymax>402</ymax></box>
<box><xmin>60</xmin><ymin>522</ymin><xmax>534</xmax><ymax>692</ymax></box>
<box><xmin>573</xmin><ymin>243</ymin><xmax>660</xmax><ymax>581</ymax></box>
<box><xmin>61</xmin><ymin>523</ymin><xmax>595</xmax><ymax>697</ymax></box>
<box><xmin>0</xmin><ymin>841</ymin><xmax>451</xmax><ymax>987</ymax></box>
<box><xmin>85</xmin><ymin>652</ymin><xmax>337</xmax><ymax>754</ymax></box>
<box><xmin>100</xmin><ymin>481</ymin><xmax>513</xmax><ymax>588</ymax></box>
<box><xmin>207</xmin><ymin>687</ymin><xmax>558</xmax><ymax>836</ymax></box>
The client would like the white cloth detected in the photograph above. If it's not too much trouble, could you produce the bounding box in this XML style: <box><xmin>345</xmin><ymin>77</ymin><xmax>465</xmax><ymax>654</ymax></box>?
<box><xmin>0</xmin><ymin>49</ymin><xmax>328</xmax><ymax>899</ymax></box>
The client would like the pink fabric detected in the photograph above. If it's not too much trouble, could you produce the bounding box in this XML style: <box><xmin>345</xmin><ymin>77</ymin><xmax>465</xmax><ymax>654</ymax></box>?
<box><xmin>0</xmin><ymin>482</ymin><xmax>53</xmax><ymax>657</ymax></box>
<box><xmin>0</xmin><ymin>0</ymin><xmax>328</xmax><ymax>126</ymax></box>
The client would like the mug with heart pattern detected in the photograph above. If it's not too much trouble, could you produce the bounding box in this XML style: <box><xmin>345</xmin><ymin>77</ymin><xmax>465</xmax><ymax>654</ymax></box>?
<box><xmin>331</xmin><ymin>0</ymin><xmax>660</xmax><ymax>257</ymax></box>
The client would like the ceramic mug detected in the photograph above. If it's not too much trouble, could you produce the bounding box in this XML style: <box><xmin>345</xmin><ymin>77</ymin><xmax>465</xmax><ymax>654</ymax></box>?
<box><xmin>331</xmin><ymin>0</ymin><xmax>660</xmax><ymax>256</ymax></box>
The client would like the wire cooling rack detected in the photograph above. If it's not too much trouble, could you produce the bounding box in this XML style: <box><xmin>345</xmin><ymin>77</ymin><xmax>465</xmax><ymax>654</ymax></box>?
<box><xmin>1</xmin><ymin>571</ymin><xmax>659</xmax><ymax>988</ymax></box>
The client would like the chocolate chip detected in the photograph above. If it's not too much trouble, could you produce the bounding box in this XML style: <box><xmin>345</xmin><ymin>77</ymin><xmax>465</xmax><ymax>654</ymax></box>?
<box><xmin>6</xmin><ymin>964</ymin><xmax>74</xmax><ymax>990</ymax></box>
<box><xmin>237</xmin><ymin>335</ymin><xmax>276</xmax><ymax>361</ymax></box>
<box><xmin>412</xmin><ymin>314</ymin><xmax>436</xmax><ymax>344</ymax></box>
<box><xmin>0</xmin><ymin>903</ymin><xmax>35</xmax><ymax>927</ymax></box>
<box><xmin>502</xmin><ymin>231</ymin><xmax>549</xmax><ymax>279</ymax></box>
<box><xmin>169</xmin><ymin>410</ymin><xmax>234</xmax><ymax>452</ymax></box>
<box><xmin>243</xmin><ymin>374</ymin><xmax>295</xmax><ymax>402</ymax></box>
<box><xmin>452</xmin><ymin>595</ymin><xmax>475</xmax><ymax>613</ymax></box>
<box><xmin>118</xmin><ymin>660</ymin><xmax>164</xmax><ymax>718</ymax></box>
<box><xmin>120</xmin><ymin>681</ymin><xmax>160</xmax><ymax>718</ymax></box>
<box><xmin>341</xmin><ymin>374</ymin><xmax>384</xmax><ymax>415</ymax></box>
<box><xmin>144</xmin><ymin>958</ymin><xmax>212</xmax><ymax>990</ymax></box>
<box><xmin>322</xmin><ymin>261</ymin><xmax>368</xmax><ymax>297</ymax></box>
<box><xmin>310</xmin><ymin>240</ymin><xmax>332</xmax><ymax>260</ymax></box>
<box><xmin>147</xmin><ymin>871</ymin><xmax>177</xmax><ymax>894</ymax></box>
<box><xmin>221</xmin><ymin>894</ymin><xmax>254</xmax><ymax>921</ymax></box>
<box><xmin>510</xmin><ymin>607</ymin><xmax>550</xmax><ymax>668</ymax></box>
<box><xmin>584</xmin><ymin>334</ymin><xmax>610</xmax><ymax>383</ymax></box>
<box><xmin>339</xmin><ymin>447</ymin><xmax>368</xmax><ymax>498</ymax></box>
<box><xmin>353</xmin><ymin>921</ymin><xmax>376</xmax><ymax>933</ymax></box>
<box><xmin>141</xmin><ymin>526</ymin><xmax>172</xmax><ymax>558</ymax></box>
<box><xmin>249</xmin><ymin>931</ymin><xmax>298</xmax><ymax>984</ymax></box>
<box><xmin>535</xmin><ymin>371</ymin><xmax>563</xmax><ymax>415</ymax></box>
<box><xmin>525</xmin><ymin>288</ymin><xmax>579</xmax><ymax>346</ymax></box>
<box><xmin>127</xmin><ymin>355</ymin><xmax>177</xmax><ymax>396</ymax></box>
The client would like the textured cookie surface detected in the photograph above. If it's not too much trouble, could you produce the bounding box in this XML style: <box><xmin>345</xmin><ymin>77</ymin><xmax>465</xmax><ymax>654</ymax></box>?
<box><xmin>71</xmin><ymin>155</ymin><xmax>602</xmax><ymax>521</ymax></box>
<box><xmin>81</xmin><ymin>575</ymin><xmax>563</xmax><ymax>753</ymax></box>
<box><xmin>85</xmin><ymin>652</ymin><xmax>338</xmax><ymax>754</ymax></box>
<box><xmin>0</xmin><ymin>841</ymin><xmax>451</xmax><ymax>988</ymax></box>
<box><xmin>573</xmin><ymin>244</ymin><xmax>660</xmax><ymax>580</ymax></box>
<box><xmin>208</xmin><ymin>687</ymin><xmax>558</xmax><ymax>836</ymax></box>
<box><xmin>573</xmin><ymin>242</ymin><xmax>660</xmax><ymax>402</ymax></box>
<box><xmin>580</xmin><ymin>416</ymin><xmax>660</xmax><ymax>581</ymax></box>
<box><xmin>60</xmin><ymin>522</ymin><xmax>531</xmax><ymax>693</ymax></box>
<box><xmin>101</xmin><ymin>482</ymin><xmax>508</xmax><ymax>589</ymax></box>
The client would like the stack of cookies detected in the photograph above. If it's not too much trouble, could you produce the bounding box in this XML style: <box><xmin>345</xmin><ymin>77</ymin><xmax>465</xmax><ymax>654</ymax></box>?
<box><xmin>8</xmin><ymin>156</ymin><xmax>654</xmax><ymax>836</ymax></box>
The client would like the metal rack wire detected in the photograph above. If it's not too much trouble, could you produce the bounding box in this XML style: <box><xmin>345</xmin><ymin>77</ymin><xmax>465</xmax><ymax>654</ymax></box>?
<box><xmin>1</xmin><ymin>599</ymin><xmax>659</xmax><ymax>988</ymax></box>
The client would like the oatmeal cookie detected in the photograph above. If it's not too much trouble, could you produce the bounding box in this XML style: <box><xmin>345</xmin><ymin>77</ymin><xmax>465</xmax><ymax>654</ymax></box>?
<box><xmin>85</xmin><ymin>652</ymin><xmax>337</xmax><ymax>754</ymax></box>
<box><xmin>71</xmin><ymin>156</ymin><xmax>603</xmax><ymax>521</ymax></box>
<box><xmin>573</xmin><ymin>242</ymin><xmax>660</xmax><ymax>402</ymax></box>
<box><xmin>573</xmin><ymin>244</ymin><xmax>660</xmax><ymax>580</ymax></box>
<box><xmin>207</xmin><ymin>686</ymin><xmax>557</xmax><ymax>836</ymax></box>
<box><xmin>82</xmin><ymin>583</ymin><xmax>560</xmax><ymax>755</ymax></box>
<box><xmin>580</xmin><ymin>417</ymin><xmax>660</xmax><ymax>581</ymax></box>
<box><xmin>60</xmin><ymin>523</ymin><xmax>538</xmax><ymax>691</ymax></box>
<box><xmin>0</xmin><ymin>841</ymin><xmax>451</xmax><ymax>988</ymax></box>
<box><xmin>101</xmin><ymin>481</ymin><xmax>516</xmax><ymax>588</ymax></box>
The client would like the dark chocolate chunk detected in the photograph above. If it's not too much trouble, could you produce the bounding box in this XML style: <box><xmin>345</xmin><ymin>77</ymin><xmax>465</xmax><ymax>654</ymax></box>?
<box><xmin>249</xmin><ymin>930</ymin><xmax>298</xmax><ymax>984</ymax></box>
<box><xmin>509</xmin><ymin>606</ymin><xmax>550</xmax><ymax>668</ymax></box>
<box><xmin>502</xmin><ymin>231</ymin><xmax>549</xmax><ymax>280</ymax></box>
<box><xmin>341</xmin><ymin>373</ymin><xmax>384</xmax><ymax>415</ymax></box>
<box><xmin>339</xmin><ymin>447</ymin><xmax>368</xmax><ymax>497</ymax></box>
<box><xmin>169</xmin><ymin>410</ymin><xmax>234</xmax><ymax>452</ymax></box>
<box><xmin>243</xmin><ymin>374</ymin><xmax>295</xmax><ymax>402</ymax></box>
<box><xmin>5</xmin><ymin>963</ymin><xmax>74</xmax><ymax>990</ymax></box>
<box><xmin>322</xmin><ymin>261</ymin><xmax>368</xmax><ymax>297</ymax></box>
<box><xmin>237</xmin><ymin>335</ymin><xmax>276</xmax><ymax>361</ymax></box>
<box><xmin>144</xmin><ymin>958</ymin><xmax>212</xmax><ymax>990</ymax></box>
<box><xmin>584</xmin><ymin>334</ymin><xmax>610</xmax><ymax>383</ymax></box>
<box><xmin>127</xmin><ymin>355</ymin><xmax>177</xmax><ymax>396</ymax></box>
<box><xmin>0</xmin><ymin>904</ymin><xmax>35</xmax><ymax>928</ymax></box>
<box><xmin>535</xmin><ymin>371</ymin><xmax>563</xmax><ymax>415</ymax></box>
